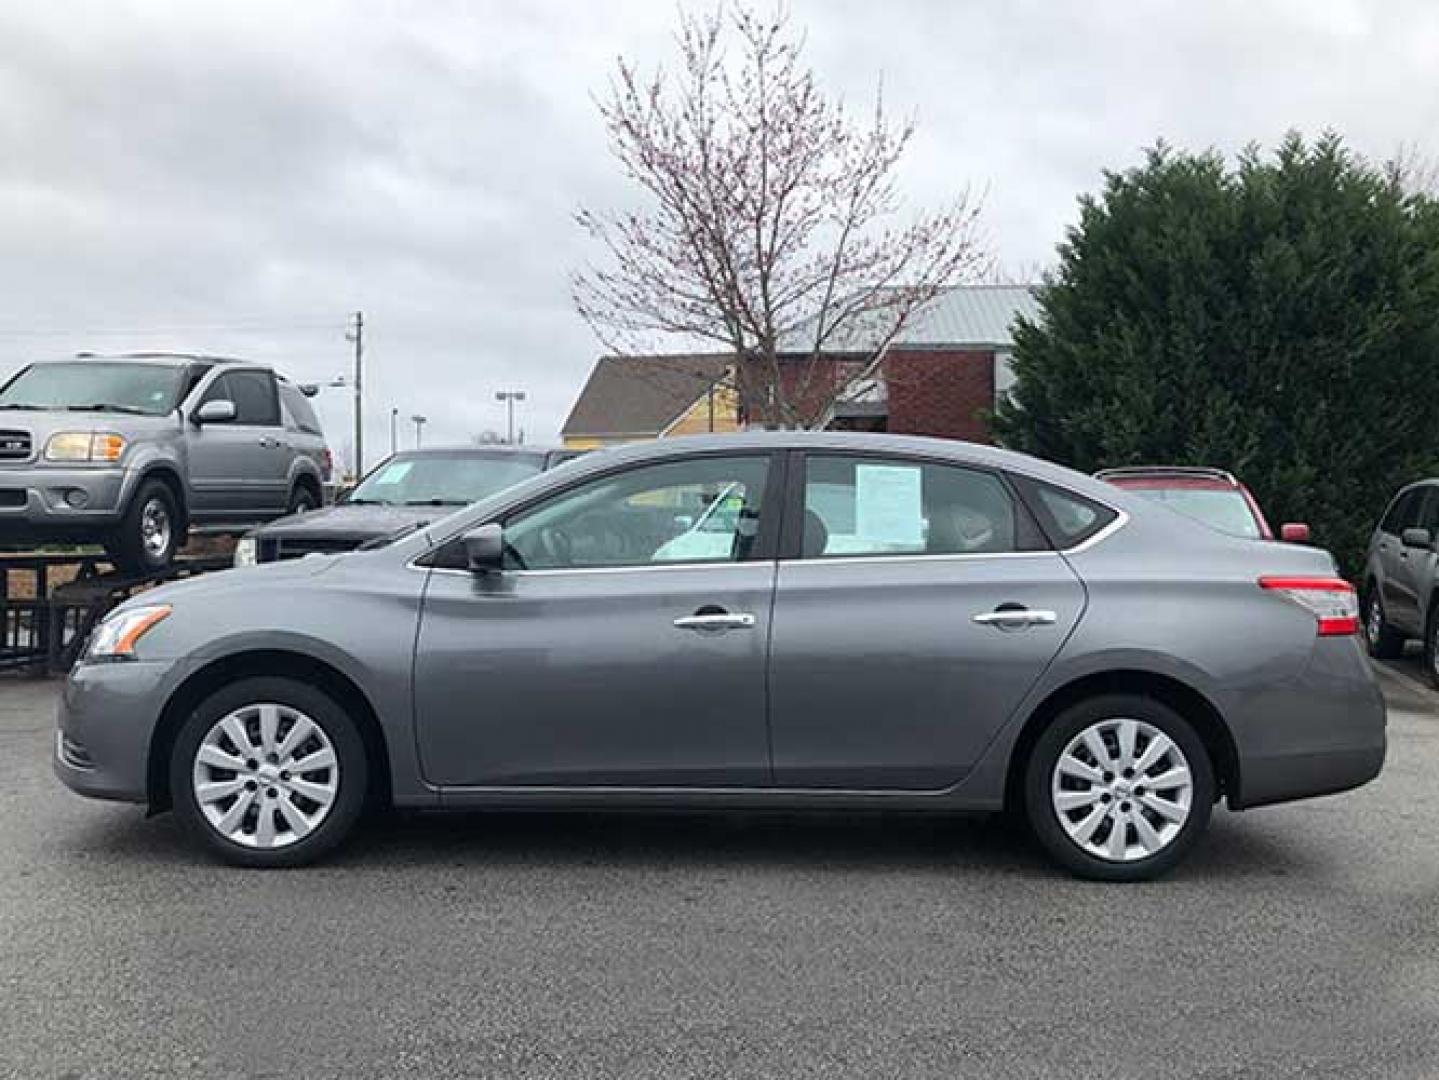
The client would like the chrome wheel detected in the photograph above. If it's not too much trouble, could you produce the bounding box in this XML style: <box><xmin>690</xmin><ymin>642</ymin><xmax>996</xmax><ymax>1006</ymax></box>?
<box><xmin>140</xmin><ymin>497</ymin><xmax>171</xmax><ymax>559</ymax></box>
<box><xmin>1367</xmin><ymin>596</ymin><xmax>1384</xmax><ymax>649</ymax></box>
<box><xmin>1051</xmin><ymin>717</ymin><xmax>1194</xmax><ymax>863</ymax></box>
<box><xmin>191</xmin><ymin>703</ymin><xmax>339</xmax><ymax>849</ymax></box>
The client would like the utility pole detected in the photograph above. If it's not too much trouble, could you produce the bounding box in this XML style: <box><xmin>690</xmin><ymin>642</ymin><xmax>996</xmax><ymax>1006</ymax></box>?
<box><xmin>495</xmin><ymin>389</ymin><xmax>526</xmax><ymax>444</ymax></box>
<box><xmin>346</xmin><ymin>311</ymin><xmax>364</xmax><ymax>480</ymax></box>
<box><xmin>389</xmin><ymin>407</ymin><xmax>398</xmax><ymax>457</ymax></box>
<box><xmin>411</xmin><ymin>414</ymin><xmax>427</xmax><ymax>448</ymax></box>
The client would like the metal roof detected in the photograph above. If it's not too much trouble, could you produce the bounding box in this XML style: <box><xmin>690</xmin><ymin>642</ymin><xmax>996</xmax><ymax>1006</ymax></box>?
<box><xmin>893</xmin><ymin>285</ymin><xmax>1041</xmax><ymax>349</ymax></box>
<box><xmin>778</xmin><ymin>284</ymin><xmax>1041</xmax><ymax>353</ymax></box>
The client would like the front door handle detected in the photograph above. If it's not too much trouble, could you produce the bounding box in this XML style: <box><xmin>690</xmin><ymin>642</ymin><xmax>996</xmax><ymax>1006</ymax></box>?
<box><xmin>673</xmin><ymin>612</ymin><xmax>757</xmax><ymax>632</ymax></box>
<box><xmin>972</xmin><ymin>608</ymin><xmax>1058</xmax><ymax>629</ymax></box>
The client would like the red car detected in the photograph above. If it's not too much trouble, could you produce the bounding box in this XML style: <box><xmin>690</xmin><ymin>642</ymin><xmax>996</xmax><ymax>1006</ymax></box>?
<box><xmin>1095</xmin><ymin>466</ymin><xmax>1310</xmax><ymax>543</ymax></box>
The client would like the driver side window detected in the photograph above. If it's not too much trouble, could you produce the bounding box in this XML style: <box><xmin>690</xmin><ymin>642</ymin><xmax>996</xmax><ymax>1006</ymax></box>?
<box><xmin>502</xmin><ymin>455</ymin><xmax>771</xmax><ymax>570</ymax></box>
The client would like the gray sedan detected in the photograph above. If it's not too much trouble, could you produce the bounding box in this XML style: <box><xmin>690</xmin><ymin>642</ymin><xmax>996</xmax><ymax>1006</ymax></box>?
<box><xmin>54</xmin><ymin>433</ymin><xmax>1384</xmax><ymax>881</ymax></box>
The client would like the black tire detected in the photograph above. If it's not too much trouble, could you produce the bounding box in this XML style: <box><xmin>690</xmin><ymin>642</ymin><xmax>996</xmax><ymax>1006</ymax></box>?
<box><xmin>170</xmin><ymin>676</ymin><xmax>369</xmax><ymax>868</ymax></box>
<box><xmin>287</xmin><ymin>483</ymin><xmax>318</xmax><ymax>515</ymax></box>
<box><xmin>1364</xmin><ymin>589</ymin><xmax>1405</xmax><ymax>660</ymax></box>
<box><xmin>1424</xmin><ymin>606</ymin><xmax>1439</xmax><ymax>691</ymax></box>
<box><xmin>1024</xmin><ymin>694</ymin><xmax>1215</xmax><ymax>883</ymax></box>
<box><xmin>108</xmin><ymin>479</ymin><xmax>181</xmax><ymax>573</ymax></box>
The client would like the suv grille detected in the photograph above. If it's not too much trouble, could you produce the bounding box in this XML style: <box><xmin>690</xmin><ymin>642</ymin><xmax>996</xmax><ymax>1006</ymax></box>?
<box><xmin>0</xmin><ymin>430</ymin><xmax>32</xmax><ymax>460</ymax></box>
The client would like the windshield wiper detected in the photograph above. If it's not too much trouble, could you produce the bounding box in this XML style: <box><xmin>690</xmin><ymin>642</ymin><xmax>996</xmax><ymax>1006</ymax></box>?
<box><xmin>402</xmin><ymin>499</ymin><xmax>467</xmax><ymax>506</ymax></box>
<box><xmin>355</xmin><ymin>520</ymin><xmax>427</xmax><ymax>550</ymax></box>
<box><xmin>0</xmin><ymin>403</ymin><xmax>45</xmax><ymax>410</ymax></box>
<box><xmin>343</xmin><ymin>498</ymin><xmax>392</xmax><ymax>506</ymax></box>
<box><xmin>63</xmin><ymin>403</ymin><xmax>150</xmax><ymax>415</ymax></box>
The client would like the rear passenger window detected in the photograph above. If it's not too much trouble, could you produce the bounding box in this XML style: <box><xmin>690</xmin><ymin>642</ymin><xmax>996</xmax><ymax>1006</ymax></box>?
<box><xmin>207</xmin><ymin>370</ymin><xmax>280</xmax><ymax>425</ymax></box>
<box><xmin>801</xmin><ymin>455</ymin><xmax>1041</xmax><ymax>558</ymax></box>
<box><xmin>1013</xmin><ymin>476</ymin><xmax>1119</xmax><ymax>549</ymax></box>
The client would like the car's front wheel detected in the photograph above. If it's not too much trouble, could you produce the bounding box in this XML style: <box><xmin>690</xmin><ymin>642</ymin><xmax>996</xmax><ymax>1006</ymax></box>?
<box><xmin>171</xmin><ymin>677</ymin><xmax>368</xmax><ymax>868</ymax></box>
<box><xmin>1024</xmin><ymin>694</ymin><xmax>1215</xmax><ymax>882</ymax></box>
<box><xmin>108</xmin><ymin>480</ymin><xmax>181</xmax><ymax>573</ymax></box>
<box><xmin>1365</xmin><ymin>589</ymin><xmax>1406</xmax><ymax>660</ymax></box>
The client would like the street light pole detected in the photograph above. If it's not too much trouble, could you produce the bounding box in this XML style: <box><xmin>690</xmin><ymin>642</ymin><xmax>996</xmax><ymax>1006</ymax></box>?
<box><xmin>345</xmin><ymin>311</ymin><xmax>363</xmax><ymax>481</ymax></box>
<box><xmin>389</xmin><ymin>408</ymin><xmax>398</xmax><ymax>456</ymax></box>
<box><xmin>411</xmin><ymin>414</ymin><xmax>427</xmax><ymax>448</ymax></box>
<box><xmin>494</xmin><ymin>390</ymin><xmax>527</xmax><ymax>445</ymax></box>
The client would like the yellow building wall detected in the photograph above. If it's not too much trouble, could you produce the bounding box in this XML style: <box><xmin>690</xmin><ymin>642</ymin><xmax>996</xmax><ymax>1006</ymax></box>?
<box><xmin>563</xmin><ymin>381</ymin><xmax>740</xmax><ymax>449</ymax></box>
<box><xmin>663</xmin><ymin>384</ymin><xmax>740</xmax><ymax>437</ymax></box>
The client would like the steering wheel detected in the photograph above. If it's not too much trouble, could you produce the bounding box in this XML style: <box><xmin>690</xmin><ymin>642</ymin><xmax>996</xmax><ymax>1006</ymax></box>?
<box><xmin>538</xmin><ymin>525</ymin><xmax>574</xmax><ymax>567</ymax></box>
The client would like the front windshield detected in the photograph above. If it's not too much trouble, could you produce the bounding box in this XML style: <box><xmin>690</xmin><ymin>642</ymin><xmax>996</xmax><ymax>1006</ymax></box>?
<box><xmin>0</xmin><ymin>361</ymin><xmax>187</xmax><ymax>416</ymax></box>
<box><xmin>349</xmin><ymin>452</ymin><xmax>546</xmax><ymax>506</ymax></box>
<box><xmin>1130</xmin><ymin>486</ymin><xmax>1262</xmax><ymax>538</ymax></box>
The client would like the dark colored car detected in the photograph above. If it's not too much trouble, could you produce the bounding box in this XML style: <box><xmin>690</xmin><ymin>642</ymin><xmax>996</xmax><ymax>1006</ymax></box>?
<box><xmin>234</xmin><ymin>445</ymin><xmax>582</xmax><ymax>564</ymax></box>
<box><xmin>1361</xmin><ymin>480</ymin><xmax>1439</xmax><ymax>682</ymax></box>
<box><xmin>1096</xmin><ymin>467</ymin><xmax>1309</xmax><ymax>543</ymax></box>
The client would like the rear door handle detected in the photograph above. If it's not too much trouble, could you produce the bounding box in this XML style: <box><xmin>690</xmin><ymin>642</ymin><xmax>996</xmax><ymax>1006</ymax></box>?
<box><xmin>972</xmin><ymin>609</ymin><xmax>1058</xmax><ymax>628</ymax></box>
<box><xmin>673</xmin><ymin>613</ymin><xmax>756</xmax><ymax>632</ymax></box>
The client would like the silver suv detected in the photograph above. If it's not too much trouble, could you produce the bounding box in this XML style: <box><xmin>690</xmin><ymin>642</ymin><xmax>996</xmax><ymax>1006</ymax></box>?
<box><xmin>0</xmin><ymin>353</ymin><xmax>329</xmax><ymax>571</ymax></box>
<box><xmin>1361</xmin><ymin>479</ymin><xmax>1439</xmax><ymax>680</ymax></box>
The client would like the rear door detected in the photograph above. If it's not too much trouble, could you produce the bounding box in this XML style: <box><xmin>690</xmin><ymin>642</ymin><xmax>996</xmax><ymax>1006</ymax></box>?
<box><xmin>188</xmin><ymin>370</ymin><xmax>289</xmax><ymax>516</ymax></box>
<box><xmin>766</xmin><ymin>452</ymin><xmax>1090</xmax><ymax>789</ymax></box>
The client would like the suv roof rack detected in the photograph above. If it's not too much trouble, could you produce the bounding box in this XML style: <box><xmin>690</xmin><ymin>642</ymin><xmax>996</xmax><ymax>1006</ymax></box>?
<box><xmin>1094</xmin><ymin>466</ymin><xmax>1238</xmax><ymax>484</ymax></box>
<box><xmin>73</xmin><ymin>351</ymin><xmax>257</xmax><ymax>365</ymax></box>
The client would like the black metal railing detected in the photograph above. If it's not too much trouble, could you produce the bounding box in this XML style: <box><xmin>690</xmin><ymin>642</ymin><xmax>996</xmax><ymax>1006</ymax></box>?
<box><xmin>0</xmin><ymin>553</ymin><xmax>231</xmax><ymax>674</ymax></box>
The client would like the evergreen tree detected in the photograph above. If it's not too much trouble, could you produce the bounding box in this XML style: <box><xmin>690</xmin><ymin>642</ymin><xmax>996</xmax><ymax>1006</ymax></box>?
<box><xmin>996</xmin><ymin>134</ymin><xmax>1439</xmax><ymax>573</ymax></box>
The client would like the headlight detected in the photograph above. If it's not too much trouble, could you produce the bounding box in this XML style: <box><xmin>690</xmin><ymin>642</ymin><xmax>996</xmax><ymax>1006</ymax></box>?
<box><xmin>83</xmin><ymin>604</ymin><xmax>171</xmax><ymax>661</ymax></box>
<box><xmin>44</xmin><ymin>431</ymin><xmax>127</xmax><ymax>463</ymax></box>
<box><xmin>233</xmin><ymin>535</ymin><xmax>258</xmax><ymax>567</ymax></box>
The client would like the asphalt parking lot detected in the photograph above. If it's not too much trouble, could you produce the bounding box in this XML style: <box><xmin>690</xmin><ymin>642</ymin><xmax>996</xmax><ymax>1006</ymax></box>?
<box><xmin>2</xmin><ymin>670</ymin><xmax>1438</xmax><ymax>1080</ymax></box>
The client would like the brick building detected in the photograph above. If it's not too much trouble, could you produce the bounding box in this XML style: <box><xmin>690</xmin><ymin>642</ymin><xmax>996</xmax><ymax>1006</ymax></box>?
<box><xmin>560</xmin><ymin>285</ymin><xmax>1038</xmax><ymax>448</ymax></box>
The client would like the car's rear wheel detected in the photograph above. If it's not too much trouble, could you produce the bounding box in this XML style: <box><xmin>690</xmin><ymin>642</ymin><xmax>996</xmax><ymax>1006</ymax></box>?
<box><xmin>171</xmin><ymin>677</ymin><xmax>368</xmax><ymax>868</ymax></box>
<box><xmin>287</xmin><ymin>483</ymin><xmax>318</xmax><ymax>515</ymax></box>
<box><xmin>1364</xmin><ymin>590</ymin><xmax>1405</xmax><ymax>660</ymax></box>
<box><xmin>108</xmin><ymin>480</ymin><xmax>180</xmax><ymax>573</ymax></box>
<box><xmin>1024</xmin><ymin>694</ymin><xmax>1214</xmax><ymax>882</ymax></box>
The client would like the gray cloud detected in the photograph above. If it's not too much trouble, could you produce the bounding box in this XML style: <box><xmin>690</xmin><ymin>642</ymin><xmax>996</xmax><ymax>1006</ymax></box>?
<box><xmin>0</xmin><ymin>0</ymin><xmax>1435</xmax><ymax>470</ymax></box>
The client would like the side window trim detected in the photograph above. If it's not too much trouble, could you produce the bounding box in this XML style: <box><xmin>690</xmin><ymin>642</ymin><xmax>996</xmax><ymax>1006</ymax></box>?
<box><xmin>780</xmin><ymin>450</ymin><xmax>1049</xmax><ymax>563</ymax></box>
<box><xmin>421</xmin><ymin>450</ymin><xmax>785</xmax><ymax>572</ymax></box>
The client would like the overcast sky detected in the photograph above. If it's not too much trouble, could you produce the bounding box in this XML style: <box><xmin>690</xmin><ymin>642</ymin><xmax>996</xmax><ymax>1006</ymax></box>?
<box><xmin>1</xmin><ymin>0</ymin><xmax>1435</xmax><ymax>470</ymax></box>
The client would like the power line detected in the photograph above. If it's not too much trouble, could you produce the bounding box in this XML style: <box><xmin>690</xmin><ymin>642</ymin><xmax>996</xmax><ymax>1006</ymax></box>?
<box><xmin>0</xmin><ymin>321</ymin><xmax>345</xmax><ymax>338</ymax></box>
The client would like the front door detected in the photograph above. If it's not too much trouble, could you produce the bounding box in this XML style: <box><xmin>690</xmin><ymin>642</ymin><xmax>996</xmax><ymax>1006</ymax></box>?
<box><xmin>414</xmin><ymin>452</ymin><xmax>781</xmax><ymax>787</ymax></box>
<box><xmin>768</xmin><ymin>452</ymin><xmax>1088</xmax><ymax>789</ymax></box>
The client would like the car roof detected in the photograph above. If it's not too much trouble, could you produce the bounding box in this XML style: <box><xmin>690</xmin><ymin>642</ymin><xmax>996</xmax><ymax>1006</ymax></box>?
<box><xmin>560</xmin><ymin>431</ymin><xmax>1129</xmax><ymax>505</ymax></box>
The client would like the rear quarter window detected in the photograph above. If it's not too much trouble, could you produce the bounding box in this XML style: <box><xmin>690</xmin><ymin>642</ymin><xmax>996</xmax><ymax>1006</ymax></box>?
<box><xmin>279</xmin><ymin>384</ymin><xmax>323</xmax><ymax>435</ymax></box>
<box><xmin>1011</xmin><ymin>475</ymin><xmax>1119</xmax><ymax>549</ymax></box>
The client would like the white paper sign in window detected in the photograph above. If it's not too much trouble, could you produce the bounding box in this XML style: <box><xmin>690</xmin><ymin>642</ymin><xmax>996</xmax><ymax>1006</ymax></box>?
<box><xmin>854</xmin><ymin>464</ymin><xmax>924</xmax><ymax>548</ymax></box>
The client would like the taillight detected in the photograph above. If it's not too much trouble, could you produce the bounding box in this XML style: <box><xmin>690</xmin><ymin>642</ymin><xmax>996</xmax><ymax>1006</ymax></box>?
<box><xmin>321</xmin><ymin>448</ymin><xmax>334</xmax><ymax>481</ymax></box>
<box><xmin>1258</xmin><ymin>576</ymin><xmax>1358</xmax><ymax>636</ymax></box>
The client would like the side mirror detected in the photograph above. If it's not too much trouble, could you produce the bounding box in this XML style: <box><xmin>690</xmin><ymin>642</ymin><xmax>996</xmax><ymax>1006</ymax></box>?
<box><xmin>462</xmin><ymin>523</ymin><xmax>505</xmax><ymax>572</ymax></box>
<box><xmin>1280</xmin><ymin>522</ymin><xmax>1311</xmax><ymax>543</ymax></box>
<box><xmin>195</xmin><ymin>399</ymin><xmax>237</xmax><ymax>424</ymax></box>
<box><xmin>1402</xmin><ymin>527</ymin><xmax>1432</xmax><ymax>549</ymax></box>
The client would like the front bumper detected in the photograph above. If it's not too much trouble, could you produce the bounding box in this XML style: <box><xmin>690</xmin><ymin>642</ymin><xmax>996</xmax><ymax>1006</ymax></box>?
<box><xmin>0</xmin><ymin>465</ymin><xmax>130</xmax><ymax>540</ymax></box>
<box><xmin>1229</xmin><ymin>637</ymin><xmax>1387</xmax><ymax>810</ymax></box>
<box><xmin>53</xmin><ymin>658</ymin><xmax>179</xmax><ymax>804</ymax></box>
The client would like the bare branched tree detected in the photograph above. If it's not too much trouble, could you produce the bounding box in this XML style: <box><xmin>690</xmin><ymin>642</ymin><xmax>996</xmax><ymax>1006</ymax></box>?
<box><xmin>573</xmin><ymin>4</ymin><xmax>989</xmax><ymax>429</ymax></box>
<box><xmin>1390</xmin><ymin>141</ymin><xmax>1439</xmax><ymax>196</ymax></box>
